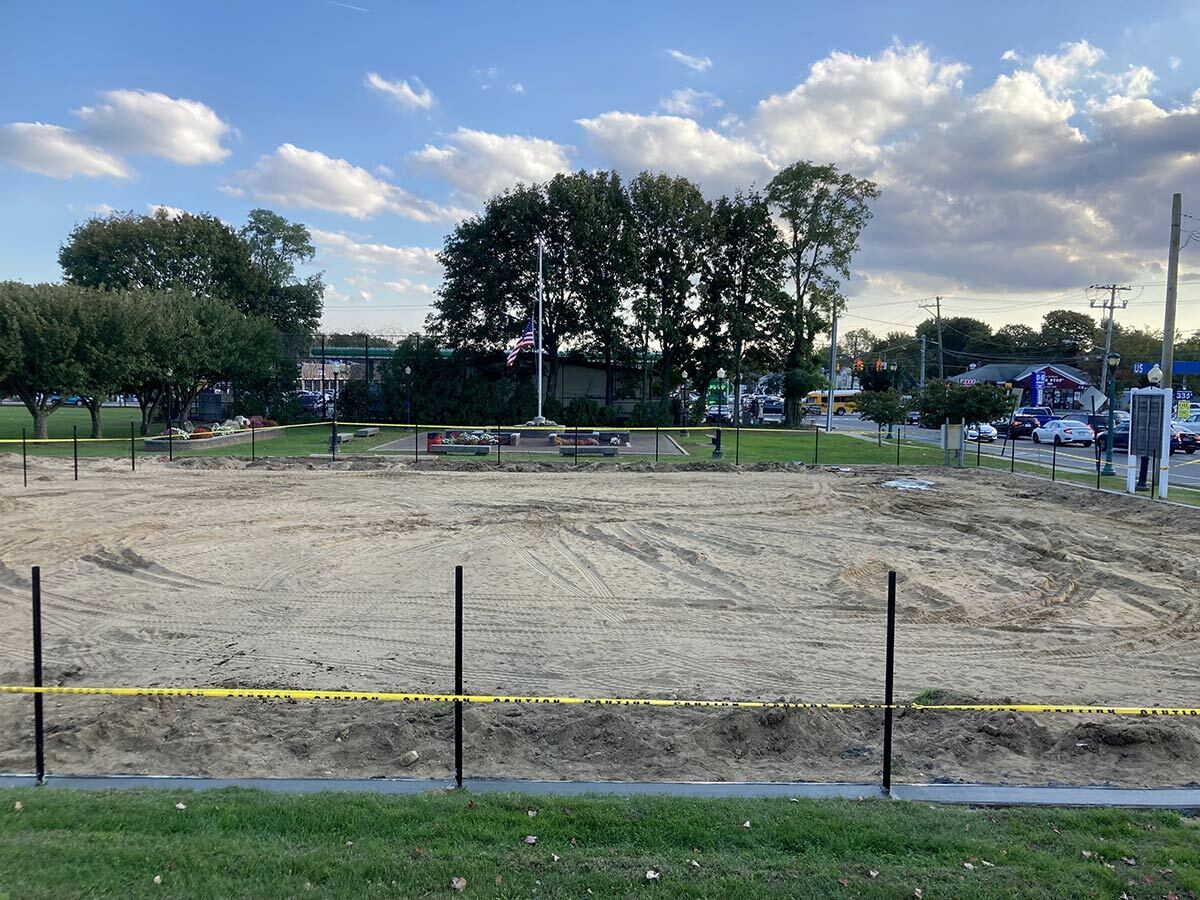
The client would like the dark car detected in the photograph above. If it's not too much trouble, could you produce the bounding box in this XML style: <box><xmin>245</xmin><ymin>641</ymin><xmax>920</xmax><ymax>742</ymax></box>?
<box><xmin>1096</xmin><ymin>423</ymin><xmax>1198</xmax><ymax>455</ymax></box>
<box><xmin>904</xmin><ymin>410</ymin><xmax>922</xmax><ymax>426</ymax></box>
<box><xmin>1015</xmin><ymin>406</ymin><xmax>1056</xmax><ymax>425</ymax></box>
<box><xmin>993</xmin><ymin>414</ymin><xmax>1040</xmax><ymax>439</ymax></box>
<box><xmin>1059</xmin><ymin>411</ymin><xmax>1130</xmax><ymax>432</ymax></box>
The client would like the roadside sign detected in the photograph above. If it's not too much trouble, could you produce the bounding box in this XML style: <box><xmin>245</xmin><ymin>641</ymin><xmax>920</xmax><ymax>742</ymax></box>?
<box><xmin>1176</xmin><ymin>389</ymin><xmax>1194</xmax><ymax>400</ymax></box>
<box><xmin>1179</xmin><ymin>400</ymin><xmax>1192</xmax><ymax>419</ymax></box>
<box><xmin>1133</xmin><ymin>361</ymin><xmax>1200</xmax><ymax>376</ymax></box>
<box><xmin>1131</xmin><ymin>393</ymin><xmax>1165</xmax><ymax>457</ymax></box>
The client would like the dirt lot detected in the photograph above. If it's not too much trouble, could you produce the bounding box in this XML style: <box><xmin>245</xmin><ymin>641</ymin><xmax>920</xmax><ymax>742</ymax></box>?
<box><xmin>0</xmin><ymin>454</ymin><xmax>1197</xmax><ymax>786</ymax></box>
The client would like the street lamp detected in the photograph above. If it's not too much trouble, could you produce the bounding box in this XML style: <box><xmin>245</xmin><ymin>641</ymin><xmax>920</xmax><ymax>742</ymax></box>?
<box><xmin>404</xmin><ymin>365</ymin><xmax>413</xmax><ymax>424</ymax></box>
<box><xmin>1147</xmin><ymin>363</ymin><xmax>1163</xmax><ymax>387</ymax></box>
<box><xmin>712</xmin><ymin>367</ymin><xmax>726</xmax><ymax>459</ymax></box>
<box><xmin>1101</xmin><ymin>350</ymin><xmax>1121</xmax><ymax>476</ymax></box>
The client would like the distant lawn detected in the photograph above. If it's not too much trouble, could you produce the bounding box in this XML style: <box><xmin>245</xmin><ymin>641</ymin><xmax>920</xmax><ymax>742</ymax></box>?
<box><xmin>0</xmin><ymin>788</ymin><xmax>1197</xmax><ymax>898</ymax></box>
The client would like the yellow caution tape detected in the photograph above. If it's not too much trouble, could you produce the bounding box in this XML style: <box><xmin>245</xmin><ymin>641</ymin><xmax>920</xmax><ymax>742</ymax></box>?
<box><xmin>0</xmin><ymin>685</ymin><xmax>1195</xmax><ymax>716</ymax></box>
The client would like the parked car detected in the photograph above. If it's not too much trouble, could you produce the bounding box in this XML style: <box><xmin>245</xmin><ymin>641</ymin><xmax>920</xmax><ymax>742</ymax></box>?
<box><xmin>1032</xmin><ymin>419</ymin><xmax>1094</xmax><ymax>446</ymax></box>
<box><xmin>993</xmin><ymin>414</ymin><xmax>1041</xmax><ymax>439</ymax></box>
<box><xmin>966</xmin><ymin>422</ymin><xmax>997</xmax><ymax>442</ymax></box>
<box><xmin>904</xmin><ymin>409</ymin><xmax>922</xmax><ymax>426</ymax></box>
<box><xmin>1097</xmin><ymin>422</ymin><xmax>1198</xmax><ymax>455</ymax></box>
<box><xmin>1015</xmin><ymin>406</ymin><xmax>1056</xmax><ymax>424</ymax></box>
<box><xmin>704</xmin><ymin>404</ymin><xmax>733</xmax><ymax>424</ymax></box>
<box><xmin>1059</xmin><ymin>411</ymin><xmax>1128</xmax><ymax>432</ymax></box>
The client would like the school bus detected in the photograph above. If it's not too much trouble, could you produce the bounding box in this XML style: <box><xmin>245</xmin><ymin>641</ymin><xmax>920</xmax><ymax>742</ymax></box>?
<box><xmin>805</xmin><ymin>389</ymin><xmax>861</xmax><ymax>416</ymax></box>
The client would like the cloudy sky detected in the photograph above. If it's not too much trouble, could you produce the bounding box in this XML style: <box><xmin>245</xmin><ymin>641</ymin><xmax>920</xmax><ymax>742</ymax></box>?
<box><xmin>2</xmin><ymin>0</ymin><xmax>1199</xmax><ymax>338</ymax></box>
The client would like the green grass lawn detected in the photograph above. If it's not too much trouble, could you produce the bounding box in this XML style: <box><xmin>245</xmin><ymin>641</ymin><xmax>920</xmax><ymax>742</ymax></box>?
<box><xmin>0</xmin><ymin>788</ymin><xmax>1196</xmax><ymax>898</ymax></box>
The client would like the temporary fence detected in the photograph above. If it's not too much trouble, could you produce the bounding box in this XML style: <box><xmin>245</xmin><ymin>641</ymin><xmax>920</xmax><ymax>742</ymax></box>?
<box><xmin>6</xmin><ymin>417</ymin><xmax>1198</xmax><ymax>508</ymax></box>
<box><xmin>3</xmin><ymin>566</ymin><xmax>1197</xmax><ymax>790</ymax></box>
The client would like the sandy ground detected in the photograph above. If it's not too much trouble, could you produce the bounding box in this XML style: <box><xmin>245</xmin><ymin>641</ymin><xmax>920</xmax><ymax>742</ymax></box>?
<box><xmin>0</xmin><ymin>454</ymin><xmax>1197</xmax><ymax>786</ymax></box>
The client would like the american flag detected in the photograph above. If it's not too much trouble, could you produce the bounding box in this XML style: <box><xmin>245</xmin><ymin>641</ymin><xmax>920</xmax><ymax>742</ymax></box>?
<box><xmin>506</xmin><ymin>318</ymin><xmax>535</xmax><ymax>366</ymax></box>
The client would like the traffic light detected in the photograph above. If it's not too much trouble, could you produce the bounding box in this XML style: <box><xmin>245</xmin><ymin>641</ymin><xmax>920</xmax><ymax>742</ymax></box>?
<box><xmin>853</xmin><ymin>358</ymin><xmax>864</xmax><ymax>372</ymax></box>
<box><xmin>875</xmin><ymin>358</ymin><xmax>884</xmax><ymax>371</ymax></box>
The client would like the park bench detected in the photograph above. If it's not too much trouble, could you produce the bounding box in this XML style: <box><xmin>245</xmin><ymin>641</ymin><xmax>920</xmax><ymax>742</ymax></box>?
<box><xmin>429</xmin><ymin>444</ymin><xmax>491</xmax><ymax>456</ymax></box>
<box><xmin>331</xmin><ymin>432</ymin><xmax>355</xmax><ymax>444</ymax></box>
<box><xmin>354</xmin><ymin>427</ymin><xmax>380</xmax><ymax>437</ymax></box>
<box><xmin>559</xmin><ymin>445</ymin><xmax>618</xmax><ymax>457</ymax></box>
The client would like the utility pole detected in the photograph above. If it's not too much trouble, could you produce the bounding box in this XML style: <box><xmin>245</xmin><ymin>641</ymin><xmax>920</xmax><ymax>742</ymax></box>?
<box><xmin>1089</xmin><ymin>283</ymin><xmax>1131</xmax><ymax>387</ymax></box>
<box><xmin>825</xmin><ymin>312</ymin><xmax>838</xmax><ymax>433</ymax></box>
<box><xmin>1163</xmin><ymin>193</ymin><xmax>1182</xmax><ymax>390</ymax></box>
<box><xmin>918</xmin><ymin>296</ymin><xmax>944</xmax><ymax>379</ymax></box>
<box><xmin>918</xmin><ymin>335</ymin><xmax>927</xmax><ymax>390</ymax></box>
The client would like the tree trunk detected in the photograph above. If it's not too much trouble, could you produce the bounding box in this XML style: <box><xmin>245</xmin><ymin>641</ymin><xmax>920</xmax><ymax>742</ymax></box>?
<box><xmin>604</xmin><ymin>344</ymin><xmax>614</xmax><ymax>410</ymax></box>
<box><xmin>33</xmin><ymin>408</ymin><xmax>49</xmax><ymax>440</ymax></box>
<box><xmin>659</xmin><ymin>347</ymin><xmax>673</xmax><ymax>405</ymax></box>
<box><xmin>86</xmin><ymin>400</ymin><xmax>102</xmax><ymax>438</ymax></box>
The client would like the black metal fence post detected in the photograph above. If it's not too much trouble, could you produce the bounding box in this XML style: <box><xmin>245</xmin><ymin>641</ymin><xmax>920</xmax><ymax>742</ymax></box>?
<box><xmin>735</xmin><ymin>417</ymin><xmax>740</xmax><ymax>465</ymax></box>
<box><xmin>454</xmin><ymin>564</ymin><xmax>464</xmax><ymax>789</ymax></box>
<box><xmin>72</xmin><ymin>426</ymin><xmax>78</xmax><ymax>481</ymax></box>
<box><xmin>976</xmin><ymin>435</ymin><xmax>981</xmax><ymax>467</ymax></box>
<box><xmin>130</xmin><ymin>422</ymin><xmax>136</xmax><ymax>472</ymax></box>
<box><xmin>897</xmin><ymin>429</ymin><xmax>902</xmax><ymax>466</ymax></box>
<box><xmin>1010</xmin><ymin>436</ymin><xmax>1016</xmax><ymax>473</ymax></box>
<box><xmin>414</xmin><ymin>424</ymin><xmax>419</xmax><ymax>464</ymax></box>
<box><xmin>814</xmin><ymin>426</ymin><xmax>820</xmax><ymax>466</ymax></box>
<box><xmin>168</xmin><ymin>420</ymin><xmax>173</xmax><ymax>462</ymax></box>
<box><xmin>574</xmin><ymin>422</ymin><xmax>579</xmax><ymax>466</ymax></box>
<box><xmin>32</xmin><ymin>566</ymin><xmax>45</xmax><ymax>785</ymax></box>
<box><xmin>882</xmin><ymin>569</ymin><xmax>896</xmax><ymax>795</ymax></box>
<box><xmin>22</xmin><ymin>427</ymin><xmax>27</xmax><ymax>487</ymax></box>
<box><xmin>1051</xmin><ymin>440</ymin><xmax>1058</xmax><ymax>481</ymax></box>
<box><xmin>251</xmin><ymin>423</ymin><xmax>256</xmax><ymax>461</ymax></box>
<box><xmin>655</xmin><ymin>425</ymin><xmax>660</xmax><ymax>462</ymax></box>
<box><xmin>496</xmin><ymin>423</ymin><xmax>501</xmax><ymax>466</ymax></box>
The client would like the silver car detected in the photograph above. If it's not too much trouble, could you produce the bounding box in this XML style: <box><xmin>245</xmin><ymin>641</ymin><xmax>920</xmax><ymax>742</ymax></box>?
<box><xmin>1032</xmin><ymin>419</ymin><xmax>1094</xmax><ymax>446</ymax></box>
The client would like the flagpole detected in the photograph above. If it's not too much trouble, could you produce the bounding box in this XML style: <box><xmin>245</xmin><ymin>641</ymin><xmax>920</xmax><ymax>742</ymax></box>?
<box><xmin>535</xmin><ymin>237</ymin><xmax>545</xmax><ymax>423</ymax></box>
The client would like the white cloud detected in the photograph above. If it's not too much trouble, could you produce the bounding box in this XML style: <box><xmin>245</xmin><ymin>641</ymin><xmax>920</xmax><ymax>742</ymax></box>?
<box><xmin>667</xmin><ymin>49</ymin><xmax>712</xmax><ymax>72</ymax></box>
<box><xmin>218</xmin><ymin>184</ymin><xmax>245</xmax><ymax>197</ymax></box>
<box><xmin>74</xmin><ymin>89</ymin><xmax>231</xmax><ymax>164</ymax></box>
<box><xmin>1030</xmin><ymin>40</ymin><xmax>1104</xmax><ymax>94</ymax></box>
<box><xmin>1001</xmin><ymin>49</ymin><xmax>1020</xmax><ymax>62</ymax></box>
<box><xmin>409</xmin><ymin>127</ymin><xmax>572</xmax><ymax>203</ymax></box>
<box><xmin>230</xmin><ymin>143</ymin><xmax>464</xmax><ymax>221</ymax></box>
<box><xmin>577</xmin><ymin>113</ymin><xmax>773</xmax><ymax>190</ymax></box>
<box><xmin>323</xmin><ymin>283</ymin><xmax>349</xmax><ymax>303</ymax></box>
<box><xmin>0</xmin><ymin>122</ymin><xmax>131</xmax><ymax>178</ymax></box>
<box><xmin>91</xmin><ymin>203</ymin><xmax>117</xmax><ymax>215</ymax></box>
<box><xmin>658</xmin><ymin>88</ymin><xmax>722</xmax><ymax>117</ymax></box>
<box><xmin>1169</xmin><ymin>56</ymin><xmax>1181</xmax><ymax>71</ymax></box>
<box><xmin>510</xmin><ymin>83</ymin><xmax>525</xmax><ymax>94</ymax></box>
<box><xmin>364</xmin><ymin>72</ymin><xmax>435</xmax><ymax>110</ymax></box>
<box><xmin>309</xmin><ymin>227</ymin><xmax>441</xmax><ymax>275</ymax></box>
<box><xmin>147</xmin><ymin>204</ymin><xmax>186</xmax><ymax>219</ymax></box>
<box><xmin>382</xmin><ymin>278</ymin><xmax>435</xmax><ymax>296</ymax></box>
<box><xmin>751</xmin><ymin>43</ymin><xmax>966</xmax><ymax>167</ymax></box>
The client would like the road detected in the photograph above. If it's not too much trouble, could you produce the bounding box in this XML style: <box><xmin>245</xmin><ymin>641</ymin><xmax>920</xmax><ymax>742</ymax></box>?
<box><xmin>827</xmin><ymin>413</ymin><xmax>1200</xmax><ymax>493</ymax></box>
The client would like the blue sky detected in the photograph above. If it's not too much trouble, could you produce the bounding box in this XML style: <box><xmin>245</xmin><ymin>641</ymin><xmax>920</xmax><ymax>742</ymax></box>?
<box><xmin>2</xmin><ymin>0</ymin><xmax>1199</xmax><ymax>337</ymax></box>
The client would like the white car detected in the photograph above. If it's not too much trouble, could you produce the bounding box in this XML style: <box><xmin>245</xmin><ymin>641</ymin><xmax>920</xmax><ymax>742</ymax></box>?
<box><xmin>1032</xmin><ymin>419</ymin><xmax>1094</xmax><ymax>447</ymax></box>
<box><xmin>965</xmin><ymin>422</ymin><xmax>997</xmax><ymax>442</ymax></box>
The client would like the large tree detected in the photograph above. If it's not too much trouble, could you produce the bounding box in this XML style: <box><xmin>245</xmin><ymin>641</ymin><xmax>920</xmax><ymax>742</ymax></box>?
<box><xmin>238</xmin><ymin>208</ymin><xmax>324</xmax><ymax>345</ymax></box>
<box><xmin>72</xmin><ymin>291</ymin><xmax>148</xmax><ymax>437</ymax></box>
<box><xmin>432</xmin><ymin>183</ymin><xmax>582</xmax><ymax>402</ymax></box>
<box><xmin>59</xmin><ymin>208</ymin><xmax>323</xmax><ymax>343</ymax></box>
<box><xmin>0</xmin><ymin>283</ymin><xmax>87</xmax><ymax>438</ymax></box>
<box><xmin>696</xmin><ymin>189</ymin><xmax>788</xmax><ymax>418</ymax></box>
<box><xmin>628</xmin><ymin>173</ymin><xmax>710</xmax><ymax>402</ymax></box>
<box><xmin>766</xmin><ymin>161</ymin><xmax>879</xmax><ymax>408</ymax></box>
<box><xmin>549</xmin><ymin>171</ymin><xmax>638</xmax><ymax>408</ymax></box>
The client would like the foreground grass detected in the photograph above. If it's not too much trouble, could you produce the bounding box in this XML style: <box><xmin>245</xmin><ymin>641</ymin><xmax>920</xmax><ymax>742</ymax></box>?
<box><xmin>1</xmin><ymin>789</ymin><xmax>1197</xmax><ymax>898</ymax></box>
